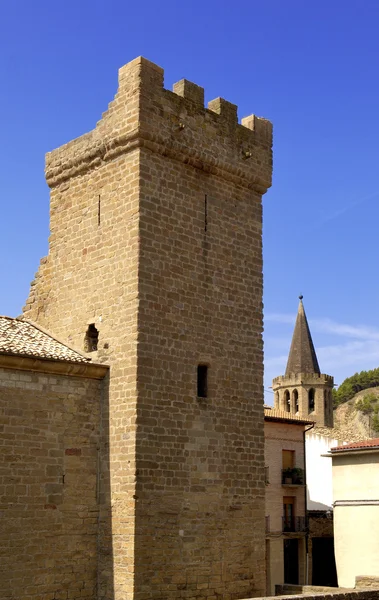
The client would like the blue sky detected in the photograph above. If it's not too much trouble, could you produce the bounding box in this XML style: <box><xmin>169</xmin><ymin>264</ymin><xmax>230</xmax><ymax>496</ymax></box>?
<box><xmin>1</xmin><ymin>0</ymin><xmax>379</xmax><ymax>401</ymax></box>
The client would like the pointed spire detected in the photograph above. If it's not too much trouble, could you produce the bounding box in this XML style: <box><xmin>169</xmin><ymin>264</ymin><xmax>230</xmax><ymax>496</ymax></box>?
<box><xmin>285</xmin><ymin>296</ymin><xmax>320</xmax><ymax>376</ymax></box>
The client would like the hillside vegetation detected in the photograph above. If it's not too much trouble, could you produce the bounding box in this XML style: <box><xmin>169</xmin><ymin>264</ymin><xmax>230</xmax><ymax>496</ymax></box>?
<box><xmin>333</xmin><ymin>367</ymin><xmax>379</xmax><ymax>406</ymax></box>
<box><xmin>322</xmin><ymin>387</ymin><xmax>379</xmax><ymax>442</ymax></box>
<box><xmin>355</xmin><ymin>392</ymin><xmax>379</xmax><ymax>433</ymax></box>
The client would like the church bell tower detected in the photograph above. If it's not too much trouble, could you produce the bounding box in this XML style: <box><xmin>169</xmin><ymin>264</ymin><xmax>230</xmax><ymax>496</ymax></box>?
<box><xmin>272</xmin><ymin>296</ymin><xmax>334</xmax><ymax>427</ymax></box>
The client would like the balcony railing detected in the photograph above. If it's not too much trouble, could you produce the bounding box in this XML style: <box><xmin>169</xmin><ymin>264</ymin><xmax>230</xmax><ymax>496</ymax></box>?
<box><xmin>282</xmin><ymin>516</ymin><xmax>306</xmax><ymax>532</ymax></box>
<box><xmin>281</xmin><ymin>468</ymin><xmax>304</xmax><ymax>485</ymax></box>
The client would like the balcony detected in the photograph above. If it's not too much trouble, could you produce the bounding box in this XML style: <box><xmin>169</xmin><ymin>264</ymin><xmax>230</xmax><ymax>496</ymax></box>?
<box><xmin>282</xmin><ymin>467</ymin><xmax>304</xmax><ymax>486</ymax></box>
<box><xmin>282</xmin><ymin>516</ymin><xmax>306</xmax><ymax>533</ymax></box>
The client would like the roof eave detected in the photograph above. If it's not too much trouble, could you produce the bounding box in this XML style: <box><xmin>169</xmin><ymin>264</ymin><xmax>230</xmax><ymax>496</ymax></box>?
<box><xmin>264</xmin><ymin>415</ymin><xmax>315</xmax><ymax>426</ymax></box>
<box><xmin>0</xmin><ymin>352</ymin><xmax>109</xmax><ymax>380</ymax></box>
<box><xmin>325</xmin><ymin>447</ymin><xmax>379</xmax><ymax>457</ymax></box>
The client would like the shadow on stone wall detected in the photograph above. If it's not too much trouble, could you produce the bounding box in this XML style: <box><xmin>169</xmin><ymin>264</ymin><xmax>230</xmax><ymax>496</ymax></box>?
<box><xmin>97</xmin><ymin>373</ymin><xmax>114</xmax><ymax>599</ymax></box>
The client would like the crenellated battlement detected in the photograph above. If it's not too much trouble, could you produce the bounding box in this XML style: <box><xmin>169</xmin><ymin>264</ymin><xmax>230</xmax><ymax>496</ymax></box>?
<box><xmin>273</xmin><ymin>373</ymin><xmax>334</xmax><ymax>388</ymax></box>
<box><xmin>45</xmin><ymin>56</ymin><xmax>272</xmax><ymax>191</ymax></box>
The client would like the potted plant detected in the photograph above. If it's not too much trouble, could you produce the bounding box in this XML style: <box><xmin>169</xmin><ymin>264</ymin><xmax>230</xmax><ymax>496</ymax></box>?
<box><xmin>291</xmin><ymin>467</ymin><xmax>304</xmax><ymax>484</ymax></box>
<box><xmin>282</xmin><ymin>467</ymin><xmax>293</xmax><ymax>484</ymax></box>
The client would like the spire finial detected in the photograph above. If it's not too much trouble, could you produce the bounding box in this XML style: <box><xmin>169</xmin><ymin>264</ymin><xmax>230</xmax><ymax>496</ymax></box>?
<box><xmin>299</xmin><ymin>295</ymin><xmax>303</xmax><ymax>300</ymax></box>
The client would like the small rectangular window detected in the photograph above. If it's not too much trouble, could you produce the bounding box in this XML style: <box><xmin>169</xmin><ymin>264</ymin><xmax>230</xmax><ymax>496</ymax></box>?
<box><xmin>197</xmin><ymin>365</ymin><xmax>208</xmax><ymax>398</ymax></box>
<box><xmin>282</xmin><ymin>450</ymin><xmax>295</xmax><ymax>470</ymax></box>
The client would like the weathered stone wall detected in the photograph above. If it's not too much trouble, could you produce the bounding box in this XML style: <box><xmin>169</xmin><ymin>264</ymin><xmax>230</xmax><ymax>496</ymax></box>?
<box><xmin>0</xmin><ymin>362</ymin><xmax>104</xmax><ymax>600</ymax></box>
<box><xmin>356</xmin><ymin>578</ymin><xmax>379</xmax><ymax>589</ymax></box>
<box><xmin>134</xmin><ymin>150</ymin><xmax>266</xmax><ymax>600</ymax></box>
<box><xmin>25</xmin><ymin>141</ymin><xmax>141</xmax><ymax>598</ymax></box>
<box><xmin>308</xmin><ymin>513</ymin><xmax>334</xmax><ymax>537</ymax></box>
<box><xmin>23</xmin><ymin>56</ymin><xmax>273</xmax><ymax>599</ymax></box>
<box><xmin>273</xmin><ymin>585</ymin><xmax>379</xmax><ymax>599</ymax></box>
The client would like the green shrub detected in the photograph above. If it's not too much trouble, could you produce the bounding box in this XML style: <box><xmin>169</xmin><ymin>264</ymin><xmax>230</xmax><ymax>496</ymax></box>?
<box><xmin>356</xmin><ymin>393</ymin><xmax>378</xmax><ymax>414</ymax></box>
<box><xmin>333</xmin><ymin>367</ymin><xmax>379</xmax><ymax>407</ymax></box>
<box><xmin>372</xmin><ymin>414</ymin><xmax>379</xmax><ymax>433</ymax></box>
<box><xmin>354</xmin><ymin>393</ymin><xmax>379</xmax><ymax>433</ymax></box>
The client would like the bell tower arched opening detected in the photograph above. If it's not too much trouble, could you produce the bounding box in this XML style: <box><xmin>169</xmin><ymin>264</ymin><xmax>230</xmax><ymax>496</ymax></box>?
<box><xmin>284</xmin><ymin>390</ymin><xmax>290</xmax><ymax>412</ymax></box>
<box><xmin>293</xmin><ymin>389</ymin><xmax>299</xmax><ymax>413</ymax></box>
<box><xmin>308</xmin><ymin>388</ymin><xmax>315</xmax><ymax>413</ymax></box>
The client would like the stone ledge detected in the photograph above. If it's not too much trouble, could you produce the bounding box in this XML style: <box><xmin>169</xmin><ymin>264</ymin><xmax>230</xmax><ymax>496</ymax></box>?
<box><xmin>45</xmin><ymin>126</ymin><xmax>271</xmax><ymax>193</ymax></box>
<box><xmin>0</xmin><ymin>353</ymin><xmax>109</xmax><ymax>379</ymax></box>
<box><xmin>270</xmin><ymin>584</ymin><xmax>379</xmax><ymax>600</ymax></box>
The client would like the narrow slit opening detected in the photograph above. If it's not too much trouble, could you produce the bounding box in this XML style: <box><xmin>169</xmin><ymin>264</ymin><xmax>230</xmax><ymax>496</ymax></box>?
<box><xmin>197</xmin><ymin>364</ymin><xmax>208</xmax><ymax>398</ymax></box>
<box><xmin>84</xmin><ymin>324</ymin><xmax>99</xmax><ymax>352</ymax></box>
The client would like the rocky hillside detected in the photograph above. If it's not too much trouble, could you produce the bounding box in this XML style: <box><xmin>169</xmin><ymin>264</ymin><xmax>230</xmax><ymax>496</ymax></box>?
<box><xmin>316</xmin><ymin>387</ymin><xmax>379</xmax><ymax>443</ymax></box>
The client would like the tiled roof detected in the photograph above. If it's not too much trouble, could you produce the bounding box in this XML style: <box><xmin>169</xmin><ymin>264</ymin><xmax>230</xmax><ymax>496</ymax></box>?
<box><xmin>0</xmin><ymin>316</ymin><xmax>90</xmax><ymax>363</ymax></box>
<box><xmin>331</xmin><ymin>438</ymin><xmax>379</xmax><ymax>452</ymax></box>
<box><xmin>264</xmin><ymin>407</ymin><xmax>315</xmax><ymax>425</ymax></box>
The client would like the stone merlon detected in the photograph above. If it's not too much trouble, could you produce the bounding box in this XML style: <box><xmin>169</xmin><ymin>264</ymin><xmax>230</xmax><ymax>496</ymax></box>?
<box><xmin>45</xmin><ymin>56</ymin><xmax>273</xmax><ymax>193</ymax></box>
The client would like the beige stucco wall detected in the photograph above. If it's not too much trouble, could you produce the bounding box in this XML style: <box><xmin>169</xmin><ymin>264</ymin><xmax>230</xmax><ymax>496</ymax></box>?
<box><xmin>332</xmin><ymin>451</ymin><xmax>379</xmax><ymax>588</ymax></box>
<box><xmin>266</xmin><ymin>537</ymin><xmax>284</xmax><ymax>595</ymax></box>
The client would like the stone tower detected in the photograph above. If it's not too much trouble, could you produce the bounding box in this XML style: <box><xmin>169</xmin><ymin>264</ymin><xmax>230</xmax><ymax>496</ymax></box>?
<box><xmin>272</xmin><ymin>297</ymin><xmax>334</xmax><ymax>427</ymax></box>
<box><xmin>23</xmin><ymin>57</ymin><xmax>273</xmax><ymax>600</ymax></box>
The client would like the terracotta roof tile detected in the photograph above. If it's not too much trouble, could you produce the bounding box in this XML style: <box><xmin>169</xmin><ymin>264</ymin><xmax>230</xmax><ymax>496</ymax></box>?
<box><xmin>0</xmin><ymin>316</ymin><xmax>89</xmax><ymax>363</ymax></box>
<box><xmin>264</xmin><ymin>407</ymin><xmax>315</xmax><ymax>425</ymax></box>
<box><xmin>331</xmin><ymin>438</ymin><xmax>379</xmax><ymax>452</ymax></box>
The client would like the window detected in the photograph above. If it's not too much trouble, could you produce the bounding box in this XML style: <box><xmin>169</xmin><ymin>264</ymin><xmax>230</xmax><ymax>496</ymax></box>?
<box><xmin>84</xmin><ymin>324</ymin><xmax>99</xmax><ymax>352</ymax></box>
<box><xmin>282</xmin><ymin>450</ymin><xmax>295</xmax><ymax>485</ymax></box>
<box><xmin>283</xmin><ymin>497</ymin><xmax>295</xmax><ymax>532</ymax></box>
<box><xmin>283</xmin><ymin>497</ymin><xmax>295</xmax><ymax>519</ymax></box>
<box><xmin>308</xmin><ymin>388</ymin><xmax>315</xmax><ymax>413</ymax></box>
<box><xmin>293</xmin><ymin>389</ymin><xmax>299</xmax><ymax>412</ymax></box>
<box><xmin>284</xmin><ymin>389</ymin><xmax>290</xmax><ymax>412</ymax></box>
<box><xmin>282</xmin><ymin>450</ymin><xmax>295</xmax><ymax>470</ymax></box>
<box><xmin>197</xmin><ymin>365</ymin><xmax>208</xmax><ymax>398</ymax></box>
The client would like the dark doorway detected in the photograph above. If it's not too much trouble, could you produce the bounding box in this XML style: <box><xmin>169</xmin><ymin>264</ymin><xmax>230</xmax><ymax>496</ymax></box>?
<box><xmin>312</xmin><ymin>537</ymin><xmax>338</xmax><ymax>587</ymax></box>
<box><xmin>284</xmin><ymin>539</ymin><xmax>299</xmax><ymax>584</ymax></box>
